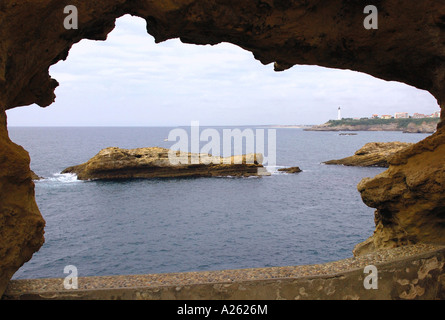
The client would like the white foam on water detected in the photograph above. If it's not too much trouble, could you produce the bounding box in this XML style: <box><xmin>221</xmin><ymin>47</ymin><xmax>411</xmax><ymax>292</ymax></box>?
<box><xmin>265</xmin><ymin>166</ymin><xmax>286</xmax><ymax>175</ymax></box>
<box><xmin>39</xmin><ymin>173</ymin><xmax>81</xmax><ymax>184</ymax></box>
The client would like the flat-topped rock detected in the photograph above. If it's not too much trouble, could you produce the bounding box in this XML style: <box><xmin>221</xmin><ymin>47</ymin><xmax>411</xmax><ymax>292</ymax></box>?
<box><xmin>61</xmin><ymin>147</ymin><xmax>269</xmax><ymax>180</ymax></box>
<box><xmin>278</xmin><ymin>166</ymin><xmax>302</xmax><ymax>173</ymax></box>
<box><xmin>323</xmin><ymin>142</ymin><xmax>413</xmax><ymax>168</ymax></box>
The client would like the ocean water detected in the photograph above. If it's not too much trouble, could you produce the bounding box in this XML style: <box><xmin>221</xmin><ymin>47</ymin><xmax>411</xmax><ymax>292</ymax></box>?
<box><xmin>8</xmin><ymin>127</ymin><xmax>429</xmax><ymax>280</ymax></box>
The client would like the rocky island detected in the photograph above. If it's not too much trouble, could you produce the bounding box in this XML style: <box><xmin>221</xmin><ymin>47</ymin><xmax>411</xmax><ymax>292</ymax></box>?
<box><xmin>61</xmin><ymin>147</ymin><xmax>269</xmax><ymax>180</ymax></box>
<box><xmin>306</xmin><ymin>118</ymin><xmax>439</xmax><ymax>133</ymax></box>
<box><xmin>323</xmin><ymin>142</ymin><xmax>413</xmax><ymax>167</ymax></box>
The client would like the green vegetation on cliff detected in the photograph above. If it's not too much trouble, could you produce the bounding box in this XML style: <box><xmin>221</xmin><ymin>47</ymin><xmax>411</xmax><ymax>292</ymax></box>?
<box><xmin>327</xmin><ymin>117</ymin><xmax>439</xmax><ymax>129</ymax></box>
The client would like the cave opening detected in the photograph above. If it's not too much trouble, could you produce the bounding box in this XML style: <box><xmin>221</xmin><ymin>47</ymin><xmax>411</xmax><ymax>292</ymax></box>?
<box><xmin>6</xmin><ymin>14</ymin><xmax>440</xmax><ymax>280</ymax></box>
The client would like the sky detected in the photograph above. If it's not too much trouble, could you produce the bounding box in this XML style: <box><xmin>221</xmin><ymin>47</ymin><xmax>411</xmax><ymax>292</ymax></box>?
<box><xmin>7</xmin><ymin>14</ymin><xmax>440</xmax><ymax>127</ymax></box>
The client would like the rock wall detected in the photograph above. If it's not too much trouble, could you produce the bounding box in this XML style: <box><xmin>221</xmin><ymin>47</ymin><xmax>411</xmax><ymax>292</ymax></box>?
<box><xmin>354</xmin><ymin>127</ymin><xmax>445</xmax><ymax>256</ymax></box>
<box><xmin>0</xmin><ymin>111</ymin><xmax>45</xmax><ymax>296</ymax></box>
<box><xmin>1</xmin><ymin>0</ymin><xmax>445</xmax><ymax>297</ymax></box>
<box><xmin>2</xmin><ymin>1</ymin><xmax>445</xmax><ymax>110</ymax></box>
<box><xmin>307</xmin><ymin>120</ymin><xmax>440</xmax><ymax>133</ymax></box>
<box><xmin>4</xmin><ymin>245</ymin><xmax>445</xmax><ymax>300</ymax></box>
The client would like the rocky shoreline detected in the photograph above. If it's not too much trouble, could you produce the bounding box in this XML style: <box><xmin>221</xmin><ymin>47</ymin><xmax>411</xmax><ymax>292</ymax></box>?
<box><xmin>306</xmin><ymin>119</ymin><xmax>439</xmax><ymax>133</ymax></box>
<box><xmin>61</xmin><ymin>147</ymin><xmax>270</xmax><ymax>180</ymax></box>
<box><xmin>323</xmin><ymin>142</ymin><xmax>413</xmax><ymax>167</ymax></box>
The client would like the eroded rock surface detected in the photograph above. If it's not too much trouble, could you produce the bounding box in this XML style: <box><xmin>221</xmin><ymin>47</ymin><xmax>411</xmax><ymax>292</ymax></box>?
<box><xmin>324</xmin><ymin>142</ymin><xmax>413</xmax><ymax>167</ymax></box>
<box><xmin>403</xmin><ymin>121</ymin><xmax>439</xmax><ymax>134</ymax></box>
<box><xmin>354</xmin><ymin>129</ymin><xmax>445</xmax><ymax>256</ymax></box>
<box><xmin>308</xmin><ymin>122</ymin><xmax>439</xmax><ymax>133</ymax></box>
<box><xmin>30</xmin><ymin>171</ymin><xmax>42</xmax><ymax>181</ymax></box>
<box><xmin>0</xmin><ymin>112</ymin><xmax>45</xmax><ymax>297</ymax></box>
<box><xmin>1</xmin><ymin>0</ymin><xmax>445</xmax><ymax>298</ymax></box>
<box><xmin>2</xmin><ymin>1</ymin><xmax>445</xmax><ymax>110</ymax></box>
<box><xmin>61</xmin><ymin>147</ymin><xmax>267</xmax><ymax>180</ymax></box>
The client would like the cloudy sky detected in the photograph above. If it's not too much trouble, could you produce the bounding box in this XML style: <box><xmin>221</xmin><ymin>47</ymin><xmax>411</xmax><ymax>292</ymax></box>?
<box><xmin>7</xmin><ymin>15</ymin><xmax>440</xmax><ymax>127</ymax></box>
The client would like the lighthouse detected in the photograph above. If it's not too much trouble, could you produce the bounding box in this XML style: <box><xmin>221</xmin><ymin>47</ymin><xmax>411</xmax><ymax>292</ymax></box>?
<box><xmin>337</xmin><ymin>107</ymin><xmax>342</xmax><ymax>120</ymax></box>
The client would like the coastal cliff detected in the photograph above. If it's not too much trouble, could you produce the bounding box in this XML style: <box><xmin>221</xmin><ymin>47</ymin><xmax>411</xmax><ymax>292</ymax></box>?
<box><xmin>323</xmin><ymin>142</ymin><xmax>413</xmax><ymax>167</ymax></box>
<box><xmin>0</xmin><ymin>113</ymin><xmax>45</xmax><ymax>297</ymax></box>
<box><xmin>307</xmin><ymin>118</ymin><xmax>439</xmax><ymax>133</ymax></box>
<box><xmin>30</xmin><ymin>171</ymin><xmax>42</xmax><ymax>181</ymax></box>
<box><xmin>61</xmin><ymin>147</ymin><xmax>268</xmax><ymax>180</ymax></box>
<box><xmin>354</xmin><ymin>128</ymin><xmax>445</xmax><ymax>256</ymax></box>
<box><xmin>322</xmin><ymin>137</ymin><xmax>445</xmax><ymax>256</ymax></box>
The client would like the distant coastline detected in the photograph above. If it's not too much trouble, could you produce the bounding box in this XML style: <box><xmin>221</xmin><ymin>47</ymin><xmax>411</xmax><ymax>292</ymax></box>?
<box><xmin>264</xmin><ymin>124</ymin><xmax>314</xmax><ymax>129</ymax></box>
<box><xmin>304</xmin><ymin>118</ymin><xmax>439</xmax><ymax>133</ymax></box>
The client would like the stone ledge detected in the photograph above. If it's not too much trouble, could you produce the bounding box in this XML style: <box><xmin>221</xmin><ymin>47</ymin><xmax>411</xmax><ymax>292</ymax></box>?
<box><xmin>3</xmin><ymin>244</ymin><xmax>445</xmax><ymax>300</ymax></box>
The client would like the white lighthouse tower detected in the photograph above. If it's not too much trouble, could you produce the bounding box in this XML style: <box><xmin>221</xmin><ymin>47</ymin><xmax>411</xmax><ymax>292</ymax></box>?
<box><xmin>337</xmin><ymin>107</ymin><xmax>342</xmax><ymax>120</ymax></box>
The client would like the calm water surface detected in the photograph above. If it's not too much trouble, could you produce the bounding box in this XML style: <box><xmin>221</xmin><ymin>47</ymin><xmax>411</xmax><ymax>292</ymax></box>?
<box><xmin>8</xmin><ymin>127</ymin><xmax>429</xmax><ymax>279</ymax></box>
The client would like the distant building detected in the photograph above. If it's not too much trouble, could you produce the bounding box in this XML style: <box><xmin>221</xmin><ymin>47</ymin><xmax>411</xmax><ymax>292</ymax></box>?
<box><xmin>337</xmin><ymin>107</ymin><xmax>342</xmax><ymax>120</ymax></box>
<box><xmin>395</xmin><ymin>112</ymin><xmax>409</xmax><ymax>119</ymax></box>
<box><xmin>413</xmin><ymin>113</ymin><xmax>427</xmax><ymax>119</ymax></box>
<box><xmin>381</xmin><ymin>115</ymin><xmax>392</xmax><ymax>119</ymax></box>
<box><xmin>372</xmin><ymin>114</ymin><xmax>379</xmax><ymax>119</ymax></box>
<box><xmin>432</xmin><ymin>111</ymin><xmax>441</xmax><ymax>118</ymax></box>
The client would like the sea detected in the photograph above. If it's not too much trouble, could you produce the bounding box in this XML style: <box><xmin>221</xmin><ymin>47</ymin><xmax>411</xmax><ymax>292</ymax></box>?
<box><xmin>8</xmin><ymin>126</ymin><xmax>429</xmax><ymax>280</ymax></box>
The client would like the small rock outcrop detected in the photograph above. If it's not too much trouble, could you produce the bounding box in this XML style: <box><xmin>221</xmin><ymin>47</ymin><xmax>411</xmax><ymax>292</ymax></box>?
<box><xmin>61</xmin><ymin>147</ymin><xmax>269</xmax><ymax>180</ymax></box>
<box><xmin>278</xmin><ymin>166</ymin><xmax>302</xmax><ymax>173</ymax></box>
<box><xmin>323</xmin><ymin>142</ymin><xmax>413</xmax><ymax>168</ymax></box>
<box><xmin>30</xmin><ymin>170</ymin><xmax>42</xmax><ymax>181</ymax></box>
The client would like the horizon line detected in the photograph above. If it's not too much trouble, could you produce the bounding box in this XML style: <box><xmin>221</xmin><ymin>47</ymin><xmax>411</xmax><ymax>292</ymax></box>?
<box><xmin>7</xmin><ymin>124</ymin><xmax>316</xmax><ymax>128</ymax></box>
